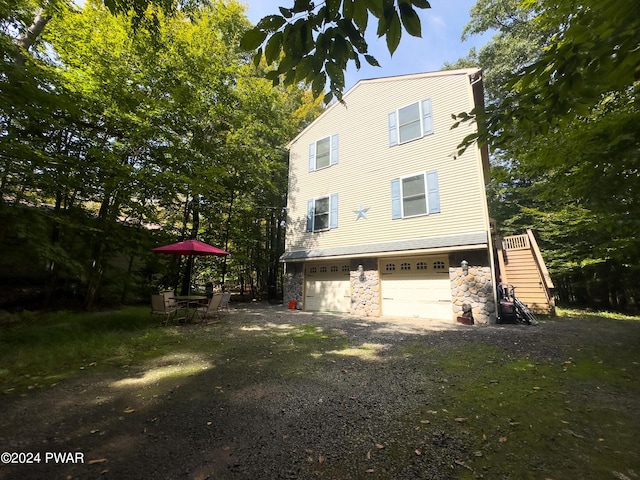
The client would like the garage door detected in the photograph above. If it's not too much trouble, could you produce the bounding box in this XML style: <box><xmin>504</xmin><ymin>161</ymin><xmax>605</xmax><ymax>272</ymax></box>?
<box><xmin>381</xmin><ymin>256</ymin><xmax>452</xmax><ymax>320</ymax></box>
<box><xmin>304</xmin><ymin>262</ymin><xmax>351</xmax><ymax>313</ymax></box>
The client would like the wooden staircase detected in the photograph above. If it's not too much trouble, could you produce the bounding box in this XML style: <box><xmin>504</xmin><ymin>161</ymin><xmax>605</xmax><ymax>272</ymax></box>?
<box><xmin>497</xmin><ymin>229</ymin><xmax>555</xmax><ymax>314</ymax></box>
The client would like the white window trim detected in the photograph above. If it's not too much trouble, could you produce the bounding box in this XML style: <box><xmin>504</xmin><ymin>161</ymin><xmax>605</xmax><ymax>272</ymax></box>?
<box><xmin>389</xmin><ymin>98</ymin><xmax>433</xmax><ymax>146</ymax></box>
<box><xmin>400</xmin><ymin>172</ymin><xmax>429</xmax><ymax>218</ymax></box>
<box><xmin>309</xmin><ymin>134</ymin><xmax>339</xmax><ymax>172</ymax></box>
<box><xmin>307</xmin><ymin>193</ymin><xmax>338</xmax><ymax>233</ymax></box>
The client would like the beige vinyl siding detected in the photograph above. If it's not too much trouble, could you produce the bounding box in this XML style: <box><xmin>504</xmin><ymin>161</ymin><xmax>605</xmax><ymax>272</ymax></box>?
<box><xmin>285</xmin><ymin>69</ymin><xmax>490</xmax><ymax>254</ymax></box>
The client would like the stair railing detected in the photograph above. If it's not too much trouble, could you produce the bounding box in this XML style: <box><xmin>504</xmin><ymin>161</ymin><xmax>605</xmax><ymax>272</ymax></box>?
<box><xmin>526</xmin><ymin>229</ymin><xmax>555</xmax><ymax>310</ymax></box>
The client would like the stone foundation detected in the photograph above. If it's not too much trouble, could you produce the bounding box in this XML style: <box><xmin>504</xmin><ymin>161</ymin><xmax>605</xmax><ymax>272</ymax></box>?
<box><xmin>450</xmin><ymin>265</ymin><xmax>496</xmax><ymax>324</ymax></box>
<box><xmin>283</xmin><ymin>267</ymin><xmax>303</xmax><ymax>308</ymax></box>
<box><xmin>350</xmin><ymin>267</ymin><xmax>380</xmax><ymax>317</ymax></box>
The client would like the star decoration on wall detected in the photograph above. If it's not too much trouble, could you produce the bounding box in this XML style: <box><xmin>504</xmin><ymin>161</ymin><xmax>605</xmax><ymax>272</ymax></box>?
<box><xmin>354</xmin><ymin>203</ymin><xmax>370</xmax><ymax>221</ymax></box>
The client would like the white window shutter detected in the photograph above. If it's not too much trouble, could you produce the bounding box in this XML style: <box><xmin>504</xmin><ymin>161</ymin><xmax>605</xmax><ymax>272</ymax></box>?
<box><xmin>426</xmin><ymin>170</ymin><xmax>440</xmax><ymax>214</ymax></box>
<box><xmin>422</xmin><ymin>98</ymin><xmax>434</xmax><ymax>136</ymax></box>
<box><xmin>391</xmin><ymin>179</ymin><xmax>401</xmax><ymax>219</ymax></box>
<box><xmin>308</xmin><ymin>142</ymin><xmax>316</xmax><ymax>172</ymax></box>
<box><xmin>330</xmin><ymin>134</ymin><xmax>339</xmax><ymax>165</ymax></box>
<box><xmin>330</xmin><ymin>194</ymin><xmax>338</xmax><ymax>229</ymax></box>
<box><xmin>306</xmin><ymin>199</ymin><xmax>314</xmax><ymax>231</ymax></box>
<box><xmin>388</xmin><ymin>112</ymin><xmax>398</xmax><ymax>146</ymax></box>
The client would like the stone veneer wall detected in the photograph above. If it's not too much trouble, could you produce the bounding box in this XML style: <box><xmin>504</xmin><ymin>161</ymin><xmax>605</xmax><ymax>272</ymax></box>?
<box><xmin>450</xmin><ymin>265</ymin><xmax>496</xmax><ymax>324</ymax></box>
<box><xmin>283</xmin><ymin>266</ymin><xmax>303</xmax><ymax>309</ymax></box>
<box><xmin>350</xmin><ymin>258</ymin><xmax>380</xmax><ymax>317</ymax></box>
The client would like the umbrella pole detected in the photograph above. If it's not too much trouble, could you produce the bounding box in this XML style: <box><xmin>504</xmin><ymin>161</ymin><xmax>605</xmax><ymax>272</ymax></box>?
<box><xmin>181</xmin><ymin>253</ymin><xmax>194</xmax><ymax>296</ymax></box>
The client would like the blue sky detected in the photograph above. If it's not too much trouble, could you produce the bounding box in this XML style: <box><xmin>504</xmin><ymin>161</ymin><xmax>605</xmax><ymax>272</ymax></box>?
<box><xmin>242</xmin><ymin>0</ymin><xmax>490</xmax><ymax>92</ymax></box>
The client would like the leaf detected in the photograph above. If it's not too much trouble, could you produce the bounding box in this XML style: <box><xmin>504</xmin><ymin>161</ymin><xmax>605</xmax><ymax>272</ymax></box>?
<box><xmin>364</xmin><ymin>54</ymin><xmax>380</xmax><ymax>67</ymax></box>
<box><xmin>454</xmin><ymin>417</ymin><xmax>467</xmax><ymax>422</ymax></box>
<box><xmin>252</xmin><ymin>48</ymin><xmax>262</xmax><ymax>67</ymax></box>
<box><xmin>264</xmin><ymin>31</ymin><xmax>283</xmax><ymax>64</ymax></box>
<box><xmin>342</xmin><ymin>0</ymin><xmax>354</xmax><ymax>19</ymax></box>
<box><xmin>279</xmin><ymin>7</ymin><xmax>293</xmax><ymax>18</ymax></box>
<box><xmin>240</xmin><ymin>28</ymin><xmax>267</xmax><ymax>50</ymax></box>
<box><xmin>367</xmin><ymin>0</ymin><xmax>385</xmax><ymax>18</ymax></box>
<box><xmin>353</xmin><ymin>0</ymin><xmax>369</xmax><ymax>31</ymax></box>
<box><xmin>398</xmin><ymin>2</ymin><xmax>422</xmax><ymax>37</ymax></box>
<box><xmin>326</xmin><ymin>0</ymin><xmax>341</xmax><ymax>19</ymax></box>
<box><xmin>292</xmin><ymin>0</ymin><xmax>313</xmax><ymax>13</ymax></box>
<box><xmin>312</xmin><ymin>71</ymin><xmax>327</xmax><ymax>98</ymax></box>
<box><xmin>256</xmin><ymin>15</ymin><xmax>286</xmax><ymax>32</ymax></box>
<box><xmin>385</xmin><ymin>9</ymin><xmax>402</xmax><ymax>54</ymax></box>
<box><xmin>499</xmin><ymin>436</ymin><xmax>507</xmax><ymax>443</ymax></box>
<box><xmin>411</xmin><ymin>0</ymin><xmax>431</xmax><ymax>7</ymax></box>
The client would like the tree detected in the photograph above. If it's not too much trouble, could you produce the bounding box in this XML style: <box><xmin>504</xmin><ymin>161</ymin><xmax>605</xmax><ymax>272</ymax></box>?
<box><xmin>240</xmin><ymin>0</ymin><xmax>431</xmax><ymax>103</ymax></box>
<box><xmin>455</xmin><ymin>0</ymin><xmax>640</xmax><ymax>309</ymax></box>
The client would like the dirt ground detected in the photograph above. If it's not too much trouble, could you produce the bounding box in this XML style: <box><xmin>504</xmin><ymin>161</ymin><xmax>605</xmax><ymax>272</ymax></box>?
<box><xmin>1</xmin><ymin>303</ymin><xmax>639</xmax><ymax>480</ymax></box>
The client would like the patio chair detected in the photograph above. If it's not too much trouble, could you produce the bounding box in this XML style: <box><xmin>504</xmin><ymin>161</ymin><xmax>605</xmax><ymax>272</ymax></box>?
<box><xmin>151</xmin><ymin>294</ymin><xmax>178</xmax><ymax>325</ymax></box>
<box><xmin>219</xmin><ymin>292</ymin><xmax>231</xmax><ymax>313</ymax></box>
<box><xmin>194</xmin><ymin>293</ymin><xmax>224</xmax><ymax>323</ymax></box>
<box><xmin>162</xmin><ymin>290</ymin><xmax>178</xmax><ymax>309</ymax></box>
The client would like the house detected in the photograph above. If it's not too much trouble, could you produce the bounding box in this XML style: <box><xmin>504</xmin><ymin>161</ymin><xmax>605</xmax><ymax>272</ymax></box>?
<box><xmin>281</xmin><ymin>68</ymin><xmax>498</xmax><ymax>324</ymax></box>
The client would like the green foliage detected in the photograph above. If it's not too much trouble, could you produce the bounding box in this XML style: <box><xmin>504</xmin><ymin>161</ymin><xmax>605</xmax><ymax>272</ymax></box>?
<box><xmin>241</xmin><ymin>0</ymin><xmax>431</xmax><ymax>103</ymax></box>
<box><xmin>1</xmin><ymin>0</ymin><xmax>325</xmax><ymax>307</ymax></box>
<box><xmin>455</xmin><ymin>0</ymin><xmax>640</xmax><ymax>309</ymax></box>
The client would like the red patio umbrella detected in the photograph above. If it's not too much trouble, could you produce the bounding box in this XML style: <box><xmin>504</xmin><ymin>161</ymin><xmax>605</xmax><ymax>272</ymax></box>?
<box><xmin>153</xmin><ymin>239</ymin><xmax>229</xmax><ymax>294</ymax></box>
<box><xmin>152</xmin><ymin>239</ymin><xmax>230</xmax><ymax>257</ymax></box>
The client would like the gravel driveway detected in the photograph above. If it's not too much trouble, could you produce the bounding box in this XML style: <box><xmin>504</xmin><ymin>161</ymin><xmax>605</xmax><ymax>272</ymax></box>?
<box><xmin>1</xmin><ymin>303</ymin><xmax>638</xmax><ymax>480</ymax></box>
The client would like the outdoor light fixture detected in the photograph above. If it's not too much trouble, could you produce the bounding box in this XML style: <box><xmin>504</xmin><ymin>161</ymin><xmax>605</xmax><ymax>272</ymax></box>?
<box><xmin>358</xmin><ymin>264</ymin><xmax>365</xmax><ymax>281</ymax></box>
<box><xmin>461</xmin><ymin>260</ymin><xmax>469</xmax><ymax>274</ymax></box>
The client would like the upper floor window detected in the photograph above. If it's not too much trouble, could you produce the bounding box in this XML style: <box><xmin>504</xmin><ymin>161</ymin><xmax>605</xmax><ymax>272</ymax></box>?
<box><xmin>306</xmin><ymin>194</ymin><xmax>338</xmax><ymax>232</ymax></box>
<box><xmin>388</xmin><ymin>98</ymin><xmax>433</xmax><ymax>146</ymax></box>
<box><xmin>391</xmin><ymin>170</ymin><xmax>440</xmax><ymax>219</ymax></box>
<box><xmin>309</xmin><ymin>134</ymin><xmax>339</xmax><ymax>171</ymax></box>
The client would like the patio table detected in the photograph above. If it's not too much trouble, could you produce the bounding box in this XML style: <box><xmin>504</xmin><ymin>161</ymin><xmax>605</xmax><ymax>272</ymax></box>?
<box><xmin>175</xmin><ymin>295</ymin><xmax>207</xmax><ymax>322</ymax></box>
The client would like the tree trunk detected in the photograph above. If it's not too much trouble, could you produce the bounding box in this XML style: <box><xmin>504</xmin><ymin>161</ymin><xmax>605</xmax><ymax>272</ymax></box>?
<box><xmin>15</xmin><ymin>7</ymin><xmax>50</xmax><ymax>65</ymax></box>
<box><xmin>221</xmin><ymin>192</ymin><xmax>235</xmax><ymax>289</ymax></box>
<box><xmin>180</xmin><ymin>196</ymin><xmax>199</xmax><ymax>295</ymax></box>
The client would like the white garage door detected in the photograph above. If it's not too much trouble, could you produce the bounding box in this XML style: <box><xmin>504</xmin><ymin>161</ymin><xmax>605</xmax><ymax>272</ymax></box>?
<box><xmin>381</xmin><ymin>256</ymin><xmax>452</xmax><ymax>320</ymax></box>
<box><xmin>304</xmin><ymin>262</ymin><xmax>351</xmax><ymax>313</ymax></box>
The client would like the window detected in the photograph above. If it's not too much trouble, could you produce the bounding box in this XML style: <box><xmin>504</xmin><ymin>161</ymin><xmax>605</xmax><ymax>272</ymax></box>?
<box><xmin>402</xmin><ymin>174</ymin><xmax>427</xmax><ymax>217</ymax></box>
<box><xmin>342</xmin><ymin>265</ymin><xmax>350</xmax><ymax>272</ymax></box>
<box><xmin>385</xmin><ymin>263</ymin><xmax>396</xmax><ymax>271</ymax></box>
<box><xmin>314</xmin><ymin>197</ymin><xmax>330</xmax><ymax>231</ymax></box>
<box><xmin>306</xmin><ymin>194</ymin><xmax>338</xmax><ymax>232</ymax></box>
<box><xmin>433</xmin><ymin>261</ymin><xmax>446</xmax><ymax>270</ymax></box>
<box><xmin>416</xmin><ymin>262</ymin><xmax>428</xmax><ymax>270</ymax></box>
<box><xmin>320</xmin><ymin>266</ymin><xmax>327</xmax><ymax>273</ymax></box>
<box><xmin>391</xmin><ymin>171</ymin><xmax>440</xmax><ymax>219</ymax></box>
<box><xmin>330</xmin><ymin>266</ymin><xmax>338</xmax><ymax>272</ymax></box>
<box><xmin>388</xmin><ymin>98</ymin><xmax>433</xmax><ymax>146</ymax></box>
<box><xmin>400</xmin><ymin>262</ymin><xmax>411</xmax><ymax>270</ymax></box>
<box><xmin>309</xmin><ymin>134</ymin><xmax>339</xmax><ymax>171</ymax></box>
